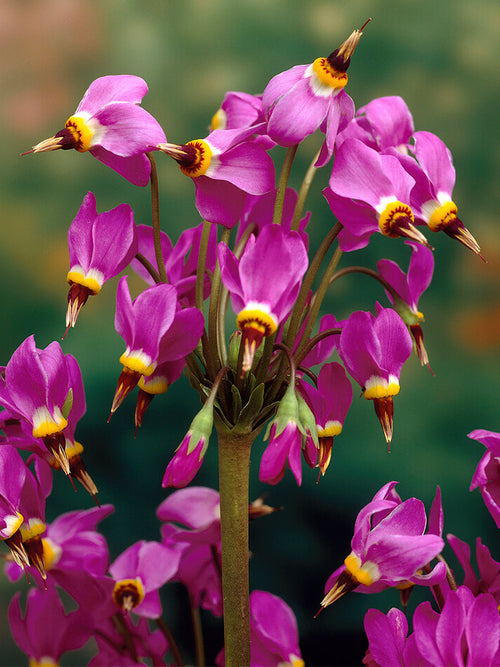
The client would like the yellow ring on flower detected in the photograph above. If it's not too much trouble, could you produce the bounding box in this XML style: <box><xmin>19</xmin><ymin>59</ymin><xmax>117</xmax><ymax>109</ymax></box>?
<box><xmin>65</xmin><ymin>115</ymin><xmax>93</xmax><ymax>152</ymax></box>
<box><xmin>344</xmin><ymin>553</ymin><xmax>379</xmax><ymax>586</ymax></box>
<box><xmin>236</xmin><ymin>308</ymin><xmax>278</xmax><ymax>336</ymax></box>
<box><xmin>179</xmin><ymin>139</ymin><xmax>212</xmax><ymax>178</ymax></box>
<box><xmin>428</xmin><ymin>200</ymin><xmax>458</xmax><ymax>232</ymax></box>
<box><xmin>20</xmin><ymin>518</ymin><xmax>46</xmax><ymax>542</ymax></box>
<box><xmin>378</xmin><ymin>201</ymin><xmax>414</xmax><ymax>237</ymax></box>
<box><xmin>312</xmin><ymin>58</ymin><xmax>348</xmax><ymax>89</ymax></box>
<box><xmin>66</xmin><ymin>269</ymin><xmax>102</xmax><ymax>294</ymax></box>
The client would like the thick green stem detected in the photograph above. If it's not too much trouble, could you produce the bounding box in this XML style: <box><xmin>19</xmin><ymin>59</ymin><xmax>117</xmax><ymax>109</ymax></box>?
<box><xmin>217</xmin><ymin>427</ymin><xmax>256</xmax><ymax>667</ymax></box>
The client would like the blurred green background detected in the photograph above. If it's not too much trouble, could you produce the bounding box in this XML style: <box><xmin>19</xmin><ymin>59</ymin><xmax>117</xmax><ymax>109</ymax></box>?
<box><xmin>0</xmin><ymin>0</ymin><xmax>499</xmax><ymax>664</ymax></box>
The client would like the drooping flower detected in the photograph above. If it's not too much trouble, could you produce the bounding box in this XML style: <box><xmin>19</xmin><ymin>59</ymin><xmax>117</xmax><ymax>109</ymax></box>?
<box><xmin>262</xmin><ymin>25</ymin><xmax>369</xmax><ymax>166</ymax></box>
<box><xmin>323</xmin><ymin>138</ymin><xmax>431</xmax><ymax>252</ymax></box>
<box><xmin>377</xmin><ymin>240</ymin><xmax>434</xmax><ymax>369</ymax></box>
<box><xmin>400</xmin><ymin>131</ymin><xmax>482</xmax><ymax>257</ymax></box>
<box><xmin>0</xmin><ymin>336</ymin><xmax>75</xmax><ymax>473</ymax></box>
<box><xmin>299</xmin><ymin>362</ymin><xmax>353</xmax><ymax>477</ymax></box>
<box><xmin>338</xmin><ymin>308</ymin><xmax>413</xmax><ymax>448</ymax></box>
<box><xmin>319</xmin><ymin>482</ymin><xmax>445</xmax><ymax>611</ymax></box>
<box><xmin>218</xmin><ymin>224</ymin><xmax>308</xmax><ymax>373</ymax></box>
<box><xmin>26</xmin><ymin>75</ymin><xmax>167</xmax><ymax>185</ymax></box>
<box><xmin>158</xmin><ymin>487</ymin><xmax>223</xmax><ymax>616</ymax></box>
<box><xmin>158</xmin><ymin>127</ymin><xmax>275</xmax><ymax>227</ymax></box>
<box><xmin>65</xmin><ymin>191</ymin><xmax>137</xmax><ymax>334</ymax></box>
<box><xmin>216</xmin><ymin>590</ymin><xmax>304</xmax><ymax>667</ymax></box>
<box><xmin>9</xmin><ymin>584</ymin><xmax>93</xmax><ymax>666</ymax></box>
<box><xmin>109</xmin><ymin>540</ymin><xmax>181</xmax><ymax>618</ymax></box>
<box><xmin>110</xmin><ymin>277</ymin><xmax>204</xmax><ymax>416</ymax></box>
<box><xmin>134</xmin><ymin>358</ymin><xmax>186</xmax><ymax>431</ymax></box>
<box><xmin>468</xmin><ymin>428</ymin><xmax>500</xmax><ymax>528</ymax></box>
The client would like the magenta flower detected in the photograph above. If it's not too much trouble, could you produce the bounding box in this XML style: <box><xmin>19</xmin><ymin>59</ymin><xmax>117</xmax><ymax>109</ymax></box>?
<box><xmin>65</xmin><ymin>191</ymin><xmax>137</xmax><ymax>333</ymax></box>
<box><xmin>210</xmin><ymin>91</ymin><xmax>273</xmax><ymax>149</ymax></box>
<box><xmin>158</xmin><ymin>127</ymin><xmax>275</xmax><ymax>227</ymax></box>
<box><xmin>338</xmin><ymin>308</ymin><xmax>413</xmax><ymax>448</ymax></box>
<box><xmin>323</xmin><ymin>138</ymin><xmax>431</xmax><ymax>252</ymax></box>
<box><xmin>219</xmin><ymin>224</ymin><xmax>308</xmax><ymax>372</ymax></box>
<box><xmin>0</xmin><ymin>446</ymin><xmax>27</xmax><ymax>549</ymax></box>
<box><xmin>131</xmin><ymin>222</ymin><xmax>218</xmax><ymax>307</ymax></box>
<box><xmin>401</xmin><ymin>131</ymin><xmax>482</xmax><ymax>257</ymax></box>
<box><xmin>259</xmin><ymin>421</ymin><xmax>303</xmax><ymax>487</ymax></box>
<box><xmin>216</xmin><ymin>590</ymin><xmax>303</xmax><ymax>667</ymax></box>
<box><xmin>27</xmin><ymin>75</ymin><xmax>166</xmax><ymax>185</ymax></box>
<box><xmin>468</xmin><ymin>429</ymin><xmax>500</xmax><ymax>528</ymax></box>
<box><xmin>110</xmin><ymin>277</ymin><xmax>204</xmax><ymax>415</ymax></box>
<box><xmin>319</xmin><ymin>482</ymin><xmax>445</xmax><ymax>611</ymax></box>
<box><xmin>262</xmin><ymin>27</ymin><xmax>366</xmax><ymax>165</ymax></box>
<box><xmin>162</xmin><ymin>396</ymin><xmax>214</xmax><ymax>488</ymax></box>
<box><xmin>0</xmin><ymin>335</ymin><xmax>75</xmax><ymax>473</ymax></box>
<box><xmin>299</xmin><ymin>362</ymin><xmax>353</xmax><ymax>477</ymax></box>
<box><xmin>377</xmin><ymin>240</ymin><xmax>434</xmax><ymax>368</ymax></box>
<box><xmin>338</xmin><ymin>95</ymin><xmax>414</xmax><ymax>154</ymax></box>
<box><xmin>158</xmin><ymin>487</ymin><xmax>223</xmax><ymax>616</ymax></box>
<box><xmin>446</xmin><ymin>534</ymin><xmax>500</xmax><ymax>607</ymax></box>
<box><xmin>135</xmin><ymin>358</ymin><xmax>186</xmax><ymax>431</ymax></box>
<box><xmin>9</xmin><ymin>584</ymin><xmax>93</xmax><ymax>666</ymax></box>
<box><xmin>109</xmin><ymin>539</ymin><xmax>181</xmax><ymax>618</ymax></box>
<box><xmin>363</xmin><ymin>607</ymin><xmax>408</xmax><ymax>667</ymax></box>
<box><xmin>408</xmin><ymin>586</ymin><xmax>500</xmax><ymax>666</ymax></box>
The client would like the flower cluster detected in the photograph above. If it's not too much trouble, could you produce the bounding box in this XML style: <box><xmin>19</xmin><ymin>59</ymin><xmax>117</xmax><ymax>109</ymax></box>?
<box><xmin>0</xmin><ymin>19</ymin><xmax>494</xmax><ymax>667</ymax></box>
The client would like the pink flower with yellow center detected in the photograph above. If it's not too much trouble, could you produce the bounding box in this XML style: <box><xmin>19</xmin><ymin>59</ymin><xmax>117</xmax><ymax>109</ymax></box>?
<box><xmin>218</xmin><ymin>224</ymin><xmax>308</xmax><ymax>373</ymax></box>
<box><xmin>26</xmin><ymin>75</ymin><xmax>166</xmax><ymax>186</ymax></box>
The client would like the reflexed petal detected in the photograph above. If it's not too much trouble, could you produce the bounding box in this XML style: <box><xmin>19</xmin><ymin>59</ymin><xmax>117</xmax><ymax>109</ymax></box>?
<box><xmin>76</xmin><ymin>75</ymin><xmax>149</xmax><ymax>114</ymax></box>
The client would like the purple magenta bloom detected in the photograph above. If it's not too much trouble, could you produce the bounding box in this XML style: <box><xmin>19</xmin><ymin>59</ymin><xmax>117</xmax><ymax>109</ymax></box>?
<box><xmin>409</xmin><ymin>586</ymin><xmax>500</xmax><ymax>667</ymax></box>
<box><xmin>447</xmin><ymin>534</ymin><xmax>500</xmax><ymax>607</ymax></box>
<box><xmin>468</xmin><ymin>429</ymin><xmax>500</xmax><ymax>528</ymax></box>
<box><xmin>377</xmin><ymin>240</ymin><xmax>434</xmax><ymax>368</ymax></box>
<box><xmin>363</xmin><ymin>607</ymin><xmax>408</xmax><ymax>667</ymax></box>
<box><xmin>237</xmin><ymin>188</ymin><xmax>310</xmax><ymax>244</ymax></box>
<box><xmin>260</xmin><ymin>421</ymin><xmax>304</xmax><ymax>486</ymax></box>
<box><xmin>109</xmin><ymin>539</ymin><xmax>181</xmax><ymax>618</ymax></box>
<box><xmin>262</xmin><ymin>28</ymin><xmax>364</xmax><ymax>165</ymax></box>
<box><xmin>319</xmin><ymin>482</ymin><xmax>445</xmax><ymax>611</ymax></box>
<box><xmin>65</xmin><ymin>191</ymin><xmax>137</xmax><ymax>332</ymax></box>
<box><xmin>9</xmin><ymin>584</ymin><xmax>93</xmax><ymax>665</ymax></box>
<box><xmin>0</xmin><ymin>446</ymin><xmax>27</xmax><ymax>545</ymax></box>
<box><xmin>110</xmin><ymin>277</ymin><xmax>204</xmax><ymax>415</ymax></box>
<box><xmin>338</xmin><ymin>308</ymin><xmax>413</xmax><ymax>448</ymax></box>
<box><xmin>400</xmin><ymin>131</ymin><xmax>482</xmax><ymax>257</ymax></box>
<box><xmin>131</xmin><ymin>222</ymin><xmax>217</xmax><ymax>307</ymax></box>
<box><xmin>162</xmin><ymin>430</ymin><xmax>208</xmax><ymax>489</ymax></box>
<box><xmin>219</xmin><ymin>223</ymin><xmax>308</xmax><ymax>373</ymax></box>
<box><xmin>323</xmin><ymin>138</ymin><xmax>431</xmax><ymax>251</ymax></box>
<box><xmin>159</xmin><ymin>127</ymin><xmax>275</xmax><ymax>227</ymax></box>
<box><xmin>299</xmin><ymin>362</ymin><xmax>353</xmax><ymax>476</ymax></box>
<box><xmin>158</xmin><ymin>487</ymin><xmax>223</xmax><ymax>616</ymax></box>
<box><xmin>0</xmin><ymin>336</ymin><xmax>76</xmax><ymax>473</ymax></box>
<box><xmin>338</xmin><ymin>95</ymin><xmax>414</xmax><ymax>154</ymax></box>
<box><xmin>28</xmin><ymin>75</ymin><xmax>166</xmax><ymax>186</ymax></box>
<box><xmin>216</xmin><ymin>590</ymin><xmax>303</xmax><ymax>667</ymax></box>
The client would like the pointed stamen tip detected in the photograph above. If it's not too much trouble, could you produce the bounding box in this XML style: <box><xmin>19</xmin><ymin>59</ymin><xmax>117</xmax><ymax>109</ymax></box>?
<box><xmin>20</xmin><ymin>149</ymin><xmax>35</xmax><ymax>157</ymax></box>
<box><xmin>359</xmin><ymin>17</ymin><xmax>372</xmax><ymax>32</ymax></box>
<box><xmin>313</xmin><ymin>606</ymin><xmax>325</xmax><ymax>619</ymax></box>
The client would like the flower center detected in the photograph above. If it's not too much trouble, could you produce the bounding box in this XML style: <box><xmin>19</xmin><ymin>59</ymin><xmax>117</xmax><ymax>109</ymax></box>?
<box><xmin>344</xmin><ymin>553</ymin><xmax>380</xmax><ymax>586</ymax></box>
<box><xmin>64</xmin><ymin>116</ymin><xmax>94</xmax><ymax>152</ymax></box>
<box><xmin>178</xmin><ymin>139</ymin><xmax>213</xmax><ymax>177</ymax></box>
<box><xmin>32</xmin><ymin>406</ymin><xmax>68</xmax><ymax>439</ymax></box>
<box><xmin>66</xmin><ymin>266</ymin><xmax>104</xmax><ymax>294</ymax></box>
<box><xmin>311</xmin><ymin>58</ymin><xmax>348</xmax><ymax>89</ymax></box>
<box><xmin>113</xmin><ymin>578</ymin><xmax>145</xmax><ymax>611</ymax></box>
<box><xmin>119</xmin><ymin>350</ymin><xmax>156</xmax><ymax>377</ymax></box>
<box><xmin>427</xmin><ymin>200</ymin><xmax>458</xmax><ymax>232</ymax></box>
<box><xmin>363</xmin><ymin>375</ymin><xmax>400</xmax><ymax>400</ymax></box>
<box><xmin>378</xmin><ymin>201</ymin><xmax>414</xmax><ymax>238</ymax></box>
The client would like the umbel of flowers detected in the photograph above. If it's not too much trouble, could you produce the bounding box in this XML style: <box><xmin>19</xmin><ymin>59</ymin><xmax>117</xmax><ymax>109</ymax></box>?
<box><xmin>0</xmin><ymin>17</ymin><xmax>496</xmax><ymax>667</ymax></box>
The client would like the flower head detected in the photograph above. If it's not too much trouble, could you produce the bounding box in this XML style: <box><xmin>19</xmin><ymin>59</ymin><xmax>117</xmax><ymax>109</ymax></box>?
<box><xmin>26</xmin><ymin>75</ymin><xmax>166</xmax><ymax>185</ymax></box>
<box><xmin>338</xmin><ymin>308</ymin><xmax>413</xmax><ymax>448</ymax></box>
<box><xmin>468</xmin><ymin>429</ymin><xmax>500</xmax><ymax>528</ymax></box>
<box><xmin>65</xmin><ymin>191</ymin><xmax>137</xmax><ymax>333</ymax></box>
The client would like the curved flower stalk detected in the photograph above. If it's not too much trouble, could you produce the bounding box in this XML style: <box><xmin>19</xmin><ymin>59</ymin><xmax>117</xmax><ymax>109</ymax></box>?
<box><xmin>218</xmin><ymin>223</ymin><xmax>309</xmax><ymax>374</ymax></box>
<box><xmin>158</xmin><ymin>127</ymin><xmax>275</xmax><ymax>227</ymax></box>
<box><xmin>65</xmin><ymin>191</ymin><xmax>137</xmax><ymax>334</ymax></box>
<box><xmin>323</xmin><ymin>137</ymin><xmax>431</xmax><ymax>252</ymax></box>
<box><xmin>338</xmin><ymin>308</ymin><xmax>413</xmax><ymax>448</ymax></box>
<box><xmin>25</xmin><ymin>75</ymin><xmax>167</xmax><ymax>185</ymax></box>
<box><xmin>319</xmin><ymin>482</ymin><xmax>445</xmax><ymax>612</ymax></box>
<box><xmin>262</xmin><ymin>24</ymin><xmax>368</xmax><ymax>165</ymax></box>
<box><xmin>377</xmin><ymin>240</ymin><xmax>434</xmax><ymax>369</ymax></box>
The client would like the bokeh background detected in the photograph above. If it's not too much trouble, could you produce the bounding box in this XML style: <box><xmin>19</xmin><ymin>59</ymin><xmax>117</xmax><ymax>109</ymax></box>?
<box><xmin>0</xmin><ymin>0</ymin><xmax>499</xmax><ymax>664</ymax></box>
